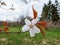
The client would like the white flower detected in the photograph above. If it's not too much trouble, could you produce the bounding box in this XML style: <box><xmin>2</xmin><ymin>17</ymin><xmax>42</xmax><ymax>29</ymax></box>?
<box><xmin>22</xmin><ymin>18</ymin><xmax>40</xmax><ymax>37</ymax></box>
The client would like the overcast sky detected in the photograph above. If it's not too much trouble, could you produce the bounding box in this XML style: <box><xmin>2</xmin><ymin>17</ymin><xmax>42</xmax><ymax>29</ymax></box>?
<box><xmin>0</xmin><ymin>0</ymin><xmax>60</xmax><ymax>22</ymax></box>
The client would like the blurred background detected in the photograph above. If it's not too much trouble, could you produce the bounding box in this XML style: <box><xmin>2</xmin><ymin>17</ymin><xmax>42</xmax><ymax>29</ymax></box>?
<box><xmin>0</xmin><ymin>0</ymin><xmax>60</xmax><ymax>28</ymax></box>
<box><xmin>0</xmin><ymin>0</ymin><xmax>60</xmax><ymax>45</ymax></box>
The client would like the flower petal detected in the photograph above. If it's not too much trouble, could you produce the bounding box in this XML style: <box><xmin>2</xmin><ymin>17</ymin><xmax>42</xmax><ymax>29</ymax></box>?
<box><xmin>22</xmin><ymin>25</ymin><xmax>30</xmax><ymax>32</ymax></box>
<box><xmin>31</xmin><ymin>18</ymin><xmax>39</xmax><ymax>25</ymax></box>
<box><xmin>29</xmin><ymin>29</ymin><xmax>35</xmax><ymax>37</ymax></box>
<box><xmin>25</xmin><ymin>19</ymin><xmax>31</xmax><ymax>25</ymax></box>
<box><xmin>33</xmin><ymin>26</ymin><xmax>40</xmax><ymax>33</ymax></box>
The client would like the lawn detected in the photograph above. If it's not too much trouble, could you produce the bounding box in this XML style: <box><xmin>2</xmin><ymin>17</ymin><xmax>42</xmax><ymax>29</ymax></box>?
<box><xmin>0</xmin><ymin>26</ymin><xmax>60</xmax><ymax>45</ymax></box>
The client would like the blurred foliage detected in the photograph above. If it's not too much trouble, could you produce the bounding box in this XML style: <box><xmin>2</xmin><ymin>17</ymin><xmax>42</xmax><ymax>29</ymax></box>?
<box><xmin>0</xmin><ymin>27</ymin><xmax>60</xmax><ymax>45</ymax></box>
<box><xmin>41</xmin><ymin>0</ymin><xmax>60</xmax><ymax>23</ymax></box>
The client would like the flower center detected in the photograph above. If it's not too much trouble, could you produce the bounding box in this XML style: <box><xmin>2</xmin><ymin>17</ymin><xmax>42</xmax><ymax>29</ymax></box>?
<box><xmin>29</xmin><ymin>23</ymin><xmax>33</xmax><ymax>28</ymax></box>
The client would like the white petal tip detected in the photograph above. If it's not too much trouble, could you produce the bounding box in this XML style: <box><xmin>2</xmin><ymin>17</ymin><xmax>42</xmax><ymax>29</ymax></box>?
<box><xmin>30</xmin><ymin>35</ymin><xmax>35</xmax><ymax>37</ymax></box>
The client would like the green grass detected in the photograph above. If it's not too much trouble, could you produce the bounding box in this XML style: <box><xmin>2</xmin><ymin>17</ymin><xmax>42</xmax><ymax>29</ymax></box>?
<box><xmin>9</xmin><ymin>26</ymin><xmax>22</xmax><ymax>32</ymax></box>
<box><xmin>0</xmin><ymin>27</ymin><xmax>60</xmax><ymax>45</ymax></box>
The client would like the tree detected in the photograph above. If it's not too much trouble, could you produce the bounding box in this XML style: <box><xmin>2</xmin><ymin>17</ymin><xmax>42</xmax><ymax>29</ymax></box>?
<box><xmin>55</xmin><ymin>0</ymin><xmax>60</xmax><ymax>18</ymax></box>
<box><xmin>41</xmin><ymin>4</ymin><xmax>49</xmax><ymax>20</ymax></box>
<box><xmin>55</xmin><ymin>0</ymin><xmax>59</xmax><ymax>8</ymax></box>
<box><xmin>47</xmin><ymin>0</ymin><xmax>52</xmax><ymax>19</ymax></box>
<box><xmin>51</xmin><ymin>4</ymin><xmax>59</xmax><ymax>22</ymax></box>
<box><xmin>41</xmin><ymin>0</ymin><xmax>52</xmax><ymax>20</ymax></box>
<box><xmin>41</xmin><ymin>0</ymin><xmax>59</xmax><ymax>24</ymax></box>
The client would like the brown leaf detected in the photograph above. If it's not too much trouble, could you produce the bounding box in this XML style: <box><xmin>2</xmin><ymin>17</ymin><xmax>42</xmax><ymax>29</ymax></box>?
<box><xmin>32</xmin><ymin>6</ymin><xmax>37</xmax><ymax>19</ymax></box>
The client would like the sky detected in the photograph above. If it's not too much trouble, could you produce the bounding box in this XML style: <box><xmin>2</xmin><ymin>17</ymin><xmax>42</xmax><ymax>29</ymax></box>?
<box><xmin>0</xmin><ymin>0</ymin><xmax>60</xmax><ymax>22</ymax></box>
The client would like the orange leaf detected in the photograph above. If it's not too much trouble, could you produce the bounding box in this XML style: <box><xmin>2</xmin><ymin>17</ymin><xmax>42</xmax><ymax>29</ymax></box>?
<box><xmin>37</xmin><ymin>21</ymin><xmax>48</xmax><ymax>29</ymax></box>
<box><xmin>32</xmin><ymin>6</ymin><xmax>37</xmax><ymax>19</ymax></box>
<box><xmin>36</xmin><ymin>23</ymin><xmax>45</xmax><ymax>37</ymax></box>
